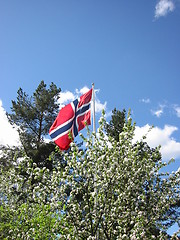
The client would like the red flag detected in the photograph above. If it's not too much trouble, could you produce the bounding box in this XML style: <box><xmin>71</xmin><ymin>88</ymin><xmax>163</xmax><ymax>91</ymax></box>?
<box><xmin>49</xmin><ymin>88</ymin><xmax>92</xmax><ymax>150</ymax></box>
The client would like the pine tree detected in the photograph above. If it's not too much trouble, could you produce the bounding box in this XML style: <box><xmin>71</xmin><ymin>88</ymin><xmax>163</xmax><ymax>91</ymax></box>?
<box><xmin>7</xmin><ymin>80</ymin><xmax>61</xmax><ymax>170</ymax></box>
<box><xmin>105</xmin><ymin>108</ymin><xmax>126</xmax><ymax>142</ymax></box>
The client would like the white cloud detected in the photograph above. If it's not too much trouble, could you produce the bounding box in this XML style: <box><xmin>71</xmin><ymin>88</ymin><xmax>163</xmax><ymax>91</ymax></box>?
<box><xmin>58</xmin><ymin>91</ymin><xmax>76</xmax><ymax>107</ymax></box>
<box><xmin>75</xmin><ymin>86</ymin><xmax>90</xmax><ymax>95</ymax></box>
<box><xmin>0</xmin><ymin>100</ymin><xmax>20</xmax><ymax>147</ymax></box>
<box><xmin>95</xmin><ymin>98</ymin><xmax>107</xmax><ymax>113</ymax></box>
<box><xmin>155</xmin><ymin>0</ymin><xmax>175</xmax><ymax>18</ymax></box>
<box><xmin>57</xmin><ymin>86</ymin><xmax>107</xmax><ymax>114</ymax></box>
<box><xmin>134</xmin><ymin>124</ymin><xmax>180</xmax><ymax>161</ymax></box>
<box><xmin>93</xmin><ymin>88</ymin><xmax>107</xmax><ymax>113</ymax></box>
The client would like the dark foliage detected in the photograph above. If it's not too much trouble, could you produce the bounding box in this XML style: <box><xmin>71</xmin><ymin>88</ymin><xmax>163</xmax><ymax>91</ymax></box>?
<box><xmin>6</xmin><ymin>80</ymin><xmax>61</xmax><ymax>170</ymax></box>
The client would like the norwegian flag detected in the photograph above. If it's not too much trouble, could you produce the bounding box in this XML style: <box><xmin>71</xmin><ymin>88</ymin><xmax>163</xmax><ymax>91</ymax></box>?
<box><xmin>49</xmin><ymin>88</ymin><xmax>92</xmax><ymax>150</ymax></box>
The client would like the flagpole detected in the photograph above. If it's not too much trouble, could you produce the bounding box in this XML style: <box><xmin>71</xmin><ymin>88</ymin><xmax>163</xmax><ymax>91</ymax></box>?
<box><xmin>92</xmin><ymin>83</ymin><xmax>96</xmax><ymax>135</ymax></box>
<box><xmin>92</xmin><ymin>83</ymin><xmax>99</xmax><ymax>239</ymax></box>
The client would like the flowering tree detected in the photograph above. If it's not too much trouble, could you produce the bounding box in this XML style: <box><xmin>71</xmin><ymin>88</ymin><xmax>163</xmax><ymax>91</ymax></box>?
<box><xmin>0</xmin><ymin>110</ymin><xmax>179</xmax><ymax>239</ymax></box>
<box><xmin>105</xmin><ymin>108</ymin><xmax>180</xmax><ymax>233</ymax></box>
<box><xmin>59</xmin><ymin>110</ymin><xmax>180</xmax><ymax>239</ymax></box>
<box><xmin>0</xmin><ymin>151</ymin><xmax>67</xmax><ymax>239</ymax></box>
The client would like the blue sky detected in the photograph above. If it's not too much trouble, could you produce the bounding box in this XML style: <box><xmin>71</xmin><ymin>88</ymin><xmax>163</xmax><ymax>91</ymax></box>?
<box><xmin>0</xmin><ymin>0</ymin><xmax>180</xmax><ymax>234</ymax></box>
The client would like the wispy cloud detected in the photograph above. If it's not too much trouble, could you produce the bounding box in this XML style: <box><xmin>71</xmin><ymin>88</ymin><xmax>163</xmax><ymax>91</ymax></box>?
<box><xmin>174</xmin><ymin>105</ymin><xmax>180</xmax><ymax>118</ymax></box>
<box><xmin>150</xmin><ymin>102</ymin><xmax>180</xmax><ymax>119</ymax></box>
<box><xmin>151</xmin><ymin>104</ymin><xmax>165</xmax><ymax>118</ymax></box>
<box><xmin>155</xmin><ymin>0</ymin><xmax>175</xmax><ymax>19</ymax></box>
<box><xmin>0</xmin><ymin>100</ymin><xmax>20</xmax><ymax>146</ymax></box>
<box><xmin>151</xmin><ymin>109</ymin><xmax>163</xmax><ymax>118</ymax></box>
<box><xmin>134</xmin><ymin>124</ymin><xmax>180</xmax><ymax>161</ymax></box>
<box><xmin>140</xmin><ymin>98</ymin><xmax>151</xmax><ymax>104</ymax></box>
